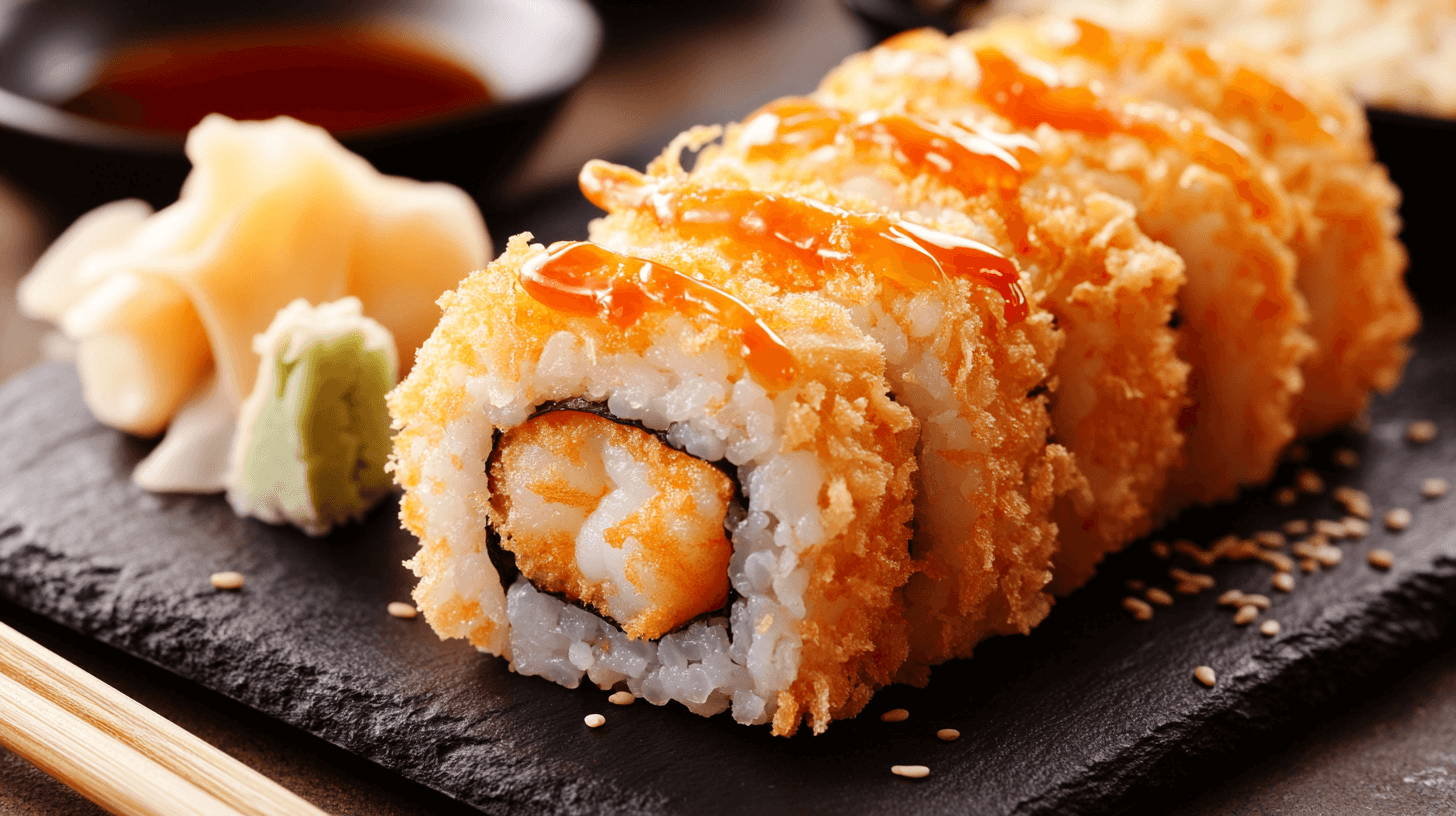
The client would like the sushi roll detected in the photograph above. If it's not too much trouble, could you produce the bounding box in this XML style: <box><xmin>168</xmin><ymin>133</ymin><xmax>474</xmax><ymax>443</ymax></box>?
<box><xmin>579</xmin><ymin>142</ymin><xmax>1085</xmax><ymax>673</ymax></box>
<box><xmin>1028</xmin><ymin>18</ymin><xmax>1420</xmax><ymax>436</ymax></box>
<box><xmin>818</xmin><ymin>22</ymin><xmax>1317</xmax><ymax>509</ymax></box>
<box><xmin>682</xmin><ymin>95</ymin><xmax>1189</xmax><ymax>594</ymax></box>
<box><xmin>914</xmin><ymin>15</ymin><xmax>1417</xmax><ymax>437</ymax></box>
<box><xmin>389</xmin><ymin>235</ymin><xmax>921</xmax><ymax>736</ymax></box>
<box><xmin>390</xmin><ymin>15</ymin><xmax>1417</xmax><ymax>732</ymax></box>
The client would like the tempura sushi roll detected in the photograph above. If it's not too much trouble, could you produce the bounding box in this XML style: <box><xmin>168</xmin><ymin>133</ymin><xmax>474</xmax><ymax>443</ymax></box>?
<box><xmin>959</xmin><ymin>16</ymin><xmax>1419</xmax><ymax>436</ymax></box>
<box><xmin>688</xmin><ymin>96</ymin><xmax>1188</xmax><ymax>593</ymax></box>
<box><xmin>389</xmin><ymin>235</ymin><xmax>920</xmax><ymax>736</ymax></box>
<box><xmin>578</xmin><ymin>144</ymin><xmax>1082</xmax><ymax>672</ymax></box>
<box><xmin>818</xmin><ymin>23</ymin><xmax>1315</xmax><ymax>508</ymax></box>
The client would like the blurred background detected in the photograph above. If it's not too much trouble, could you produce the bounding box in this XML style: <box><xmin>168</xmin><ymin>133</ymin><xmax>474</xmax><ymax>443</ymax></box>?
<box><xmin>0</xmin><ymin>0</ymin><xmax>1453</xmax><ymax>813</ymax></box>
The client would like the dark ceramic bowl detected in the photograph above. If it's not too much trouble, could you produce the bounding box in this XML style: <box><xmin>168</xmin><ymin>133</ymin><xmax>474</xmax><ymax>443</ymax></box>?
<box><xmin>1366</xmin><ymin>108</ymin><xmax>1456</xmax><ymax>291</ymax></box>
<box><xmin>0</xmin><ymin>0</ymin><xmax>601</xmax><ymax>226</ymax></box>
<box><xmin>837</xmin><ymin>0</ymin><xmax>978</xmax><ymax>40</ymax></box>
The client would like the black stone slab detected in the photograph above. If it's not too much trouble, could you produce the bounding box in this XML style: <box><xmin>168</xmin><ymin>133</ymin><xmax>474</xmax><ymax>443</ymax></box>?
<box><xmin>1</xmin><ymin>313</ymin><xmax>1453</xmax><ymax>816</ymax></box>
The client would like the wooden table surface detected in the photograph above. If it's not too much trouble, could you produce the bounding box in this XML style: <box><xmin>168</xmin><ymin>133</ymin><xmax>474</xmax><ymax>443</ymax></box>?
<box><xmin>1</xmin><ymin>1</ymin><xmax>1454</xmax><ymax>812</ymax></box>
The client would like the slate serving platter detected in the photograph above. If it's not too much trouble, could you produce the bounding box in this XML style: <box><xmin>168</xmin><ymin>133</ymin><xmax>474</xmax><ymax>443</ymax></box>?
<box><xmin>0</xmin><ymin>262</ymin><xmax>1452</xmax><ymax>814</ymax></box>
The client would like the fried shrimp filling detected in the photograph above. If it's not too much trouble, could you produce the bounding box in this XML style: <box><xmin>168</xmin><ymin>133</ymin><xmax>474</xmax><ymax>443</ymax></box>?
<box><xmin>488</xmin><ymin>410</ymin><xmax>736</xmax><ymax>640</ymax></box>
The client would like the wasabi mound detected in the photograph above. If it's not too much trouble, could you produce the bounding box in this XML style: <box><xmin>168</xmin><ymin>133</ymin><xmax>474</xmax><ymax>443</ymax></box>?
<box><xmin>227</xmin><ymin>298</ymin><xmax>397</xmax><ymax>537</ymax></box>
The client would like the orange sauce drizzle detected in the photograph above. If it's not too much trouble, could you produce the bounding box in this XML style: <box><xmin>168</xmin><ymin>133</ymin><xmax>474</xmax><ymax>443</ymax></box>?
<box><xmin>973</xmin><ymin>45</ymin><xmax>1278</xmax><ymax>219</ymax></box>
<box><xmin>1056</xmin><ymin>19</ymin><xmax>1330</xmax><ymax>143</ymax></box>
<box><xmin>1058</xmin><ymin>18</ymin><xmax>1116</xmax><ymax>65</ymax></box>
<box><xmin>657</xmin><ymin>186</ymin><xmax>1028</xmax><ymax>323</ymax></box>
<box><xmin>1226</xmin><ymin>67</ymin><xmax>1330</xmax><ymax>144</ymax></box>
<box><xmin>973</xmin><ymin>46</ymin><xmax>1121</xmax><ymax>135</ymax></box>
<box><xmin>741</xmin><ymin>97</ymin><xmax>1028</xmax><ymax>193</ymax></box>
<box><xmin>1182</xmin><ymin>44</ymin><xmax>1221</xmax><ymax>78</ymax></box>
<box><xmin>518</xmin><ymin>241</ymin><xmax>794</xmax><ymax>389</ymax></box>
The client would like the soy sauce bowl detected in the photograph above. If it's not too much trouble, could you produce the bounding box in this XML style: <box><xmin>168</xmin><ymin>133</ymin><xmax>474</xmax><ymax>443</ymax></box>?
<box><xmin>0</xmin><ymin>0</ymin><xmax>601</xmax><ymax>226</ymax></box>
<box><xmin>1365</xmin><ymin>107</ymin><xmax>1456</xmax><ymax>299</ymax></box>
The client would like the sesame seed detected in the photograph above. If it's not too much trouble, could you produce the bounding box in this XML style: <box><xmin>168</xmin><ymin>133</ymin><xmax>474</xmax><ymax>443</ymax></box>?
<box><xmin>1368</xmin><ymin>549</ymin><xmax>1395</xmax><ymax>570</ymax></box>
<box><xmin>1282</xmin><ymin>519</ymin><xmax>1310</xmax><ymax>536</ymax></box>
<box><xmin>1314</xmin><ymin>546</ymin><xmax>1343</xmax><ymax>567</ymax></box>
<box><xmin>891</xmin><ymin>765</ymin><xmax>930</xmax><ymax>779</ymax></box>
<box><xmin>1209</xmin><ymin>535</ymin><xmax>1238</xmax><ymax>558</ymax></box>
<box><xmin>1384</xmin><ymin>508</ymin><xmax>1412</xmax><ymax>531</ymax></box>
<box><xmin>1174</xmin><ymin>582</ymin><xmax>1201</xmax><ymax>596</ymax></box>
<box><xmin>1287</xmin><ymin>443</ymin><xmax>1309</xmax><ymax>463</ymax></box>
<box><xmin>584</xmin><ymin>714</ymin><xmax>606</xmax><ymax>728</ymax></box>
<box><xmin>386</xmin><ymin>602</ymin><xmax>417</xmax><ymax>619</ymax></box>
<box><xmin>1296</xmin><ymin>469</ymin><xmax>1324</xmax><ymax>495</ymax></box>
<box><xmin>1291</xmin><ymin>540</ymin><xmax>1320</xmax><ymax>559</ymax></box>
<box><xmin>1242</xmin><ymin>594</ymin><xmax>1272</xmax><ymax>610</ymax></box>
<box><xmin>1313</xmin><ymin>519</ymin><xmax>1348</xmax><ymax>539</ymax></box>
<box><xmin>1333</xmin><ymin>448</ymin><xmax>1360</xmax><ymax>468</ymax></box>
<box><xmin>608</xmin><ymin>691</ymin><xmax>635</xmax><ymax>706</ymax></box>
<box><xmin>1151</xmin><ymin>541</ymin><xmax>1171</xmax><ymax>559</ymax></box>
<box><xmin>1274</xmin><ymin>487</ymin><xmax>1299</xmax><ymax>507</ymax></box>
<box><xmin>1272</xmin><ymin>572</ymin><xmax>1295</xmax><ymax>593</ymax></box>
<box><xmin>1260</xmin><ymin>620</ymin><xmax>1281</xmax><ymax>637</ymax></box>
<box><xmin>1234</xmin><ymin>605</ymin><xmax>1259</xmax><ymax>626</ymax></box>
<box><xmin>1422</xmin><ymin>478</ymin><xmax>1449</xmax><ymax>499</ymax></box>
<box><xmin>1145</xmin><ymin>588</ymin><xmax>1174</xmax><ymax>607</ymax></box>
<box><xmin>1300</xmin><ymin>558</ymin><xmax>1320</xmax><ymax>574</ymax></box>
<box><xmin>1254</xmin><ymin>531</ymin><xmax>1286</xmax><ymax>549</ymax></box>
<box><xmin>1125</xmin><ymin>578</ymin><xmax>1146</xmax><ymax>592</ymax></box>
<box><xmin>1174</xmin><ymin>540</ymin><xmax>1216</xmax><ymax>566</ymax></box>
<box><xmin>1169</xmin><ymin>568</ymin><xmax>1216</xmax><ymax>589</ymax></box>
<box><xmin>1258</xmin><ymin>551</ymin><xmax>1295</xmax><ymax>573</ymax></box>
<box><xmin>209</xmin><ymin>571</ymin><xmax>245</xmax><ymax>590</ymax></box>
<box><xmin>1226</xmin><ymin>540</ymin><xmax>1262</xmax><ymax>561</ymax></box>
<box><xmin>1194</xmin><ymin>666</ymin><xmax>1216</xmax><ymax>687</ymax></box>
<box><xmin>1407</xmin><ymin>420</ymin><xmax>1438</xmax><ymax>444</ymax></box>
<box><xmin>1122</xmin><ymin>597</ymin><xmax>1154</xmax><ymax>621</ymax></box>
<box><xmin>1343</xmin><ymin>517</ymin><xmax>1370</xmax><ymax>538</ymax></box>
<box><xmin>937</xmin><ymin>728</ymin><xmax>961</xmax><ymax>742</ymax></box>
<box><xmin>881</xmin><ymin>708</ymin><xmax>910</xmax><ymax>723</ymax></box>
<box><xmin>1333</xmin><ymin>486</ymin><xmax>1372</xmax><ymax>519</ymax></box>
<box><xmin>1217</xmin><ymin>590</ymin><xmax>1246</xmax><ymax>607</ymax></box>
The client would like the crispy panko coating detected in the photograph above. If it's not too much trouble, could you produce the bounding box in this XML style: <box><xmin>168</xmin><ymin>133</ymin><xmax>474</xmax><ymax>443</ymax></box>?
<box><xmin>581</xmin><ymin>143</ymin><xmax>1080</xmax><ymax>670</ymax></box>
<box><xmin>966</xmin><ymin>16</ymin><xmax>1419</xmax><ymax>436</ymax></box>
<box><xmin>689</xmin><ymin>95</ymin><xmax>1189</xmax><ymax>593</ymax></box>
<box><xmin>390</xmin><ymin>234</ymin><xmax>921</xmax><ymax>736</ymax></box>
<box><xmin>818</xmin><ymin>24</ymin><xmax>1322</xmax><ymax>507</ymax></box>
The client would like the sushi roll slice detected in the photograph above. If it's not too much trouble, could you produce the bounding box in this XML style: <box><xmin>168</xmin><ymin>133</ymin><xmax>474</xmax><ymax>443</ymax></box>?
<box><xmin>817</xmin><ymin>22</ymin><xmax>1316</xmax><ymax>509</ymax></box>
<box><xmin>684</xmin><ymin>95</ymin><xmax>1189</xmax><ymax>594</ymax></box>
<box><xmin>578</xmin><ymin>146</ymin><xmax>1083</xmax><ymax>673</ymax></box>
<box><xmin>952</xmin><ymin>16</ymin><xmax>1420</xmax><ymax>436</ymax></box>
<box><xmin>389</xmin><ymin>235</ymin><xmax>921</xmax><ymax>736</ymax></box>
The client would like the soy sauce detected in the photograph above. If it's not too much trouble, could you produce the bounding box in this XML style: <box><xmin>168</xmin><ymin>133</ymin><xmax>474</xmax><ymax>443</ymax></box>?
<box><xmin>62</xmin><ymin>28</ymin><xmax>492</xmax><ymax>135</ymax></box>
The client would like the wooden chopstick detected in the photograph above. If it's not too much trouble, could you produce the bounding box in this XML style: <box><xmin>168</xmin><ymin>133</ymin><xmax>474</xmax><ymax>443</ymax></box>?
<box><xmin>0</xmin><ymin>668</ymin><xmax>238</xmax><ymax>815</ymax></box>
<box><xmin>0</xmin><ymin>621</ymin><xmax>328</xmax><ymax>816</ymax></box>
